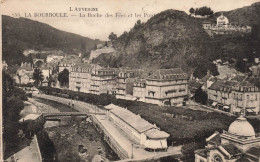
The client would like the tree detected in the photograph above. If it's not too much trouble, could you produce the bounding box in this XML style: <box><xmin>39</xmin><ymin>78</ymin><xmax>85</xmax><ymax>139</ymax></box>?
<box><xmin>33</xmin><ymin>68</ymin><xmax>44</xmax><ymax>86</ymax></box>
<box><xmin>134</xmin><ymin>20</ymin><xmax>142</xmax><ymax>29</ymax></box>
<box><xmin>193</xmin><ymin>65</ymin><xmax>207</xmax><ymax>79</ymax></box>
<box><xmin>208</xmin><ymin>62</ymin><xmax>219</xmax><ymax>76</ymax></box>
<box><xmin>2</xmin><ymin>71</ymin><xmax>27</xmax><ymax>158</ymax></box>
<box><xmin>80</xmin><ymin>39</ymin><xmax>88</xmax><ymax>58</ymax></box>
<box><xmin>104</xmin><ymin>41</ymin><xmax>108</xmax><ymax>47</ymax></box>
<box><xmin>189</xmin><ymin>8</ymin><xmax>195</xmax><ymax>14</ymax></box>
<box><xmin>93</xmin><ymin>43</ymin><xmax>97</xmax><ymax>50</ymax></box>
<box><xmin>194</xmin><ymin>87</ymin><xmax>208</xmax><ymax>105</ymax></box>
<box><xmin>195</xmin><ymin>8</ymin><xmax>199</xmax><ymax>15</ymax></box>
<box><xmin>108</xmin><ymin>32</ymin><xmax>117</xmax><ymax>42</ymax></box>
<box><xmin>58</xmin><ymin>68</ymin><xmax>69</xmax><ymax>87</ymax></box>
<box><xmin>194</xmin><ymin>6</ymin><xmax>214</xmax><ymax>16</ymax></box>
<box><xmin>235</xmin><ymin>60</ymin><xmax>246</xmax><ymax>73</ymax></box>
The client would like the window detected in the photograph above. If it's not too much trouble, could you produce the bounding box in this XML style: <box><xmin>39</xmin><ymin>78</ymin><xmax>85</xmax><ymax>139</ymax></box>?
<box><xmin>148</xmin><ymin>91</ymin><xmax>155</xmax><ymax>97</ymax></box>
<box><xmin>213</xmin><ymin>155</ymin><xmax>222</xmax><ymax>162</ymax></box>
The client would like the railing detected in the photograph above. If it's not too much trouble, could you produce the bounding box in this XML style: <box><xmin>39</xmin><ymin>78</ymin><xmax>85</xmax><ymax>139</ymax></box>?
<box><xmin>34</xmin><ymin>135</ymin><xmax>43</xmax><ymax>162</ymax></box>
<box><xmin>92</xmin><ymin>116</ymin><xmax>129</xmax><ymax>159</ymax></box>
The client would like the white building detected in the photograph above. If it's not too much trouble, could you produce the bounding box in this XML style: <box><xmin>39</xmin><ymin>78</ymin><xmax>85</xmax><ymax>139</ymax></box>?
<box><xmin>69</xmin><ymin>63</ymin><xmax>93</xmax><ymax>93</ymax></box>
<box><xmin>195</xmin><ymin>115</ymin><xmax>260</xmax><ymax>162</ymax></box>
<box><xmin>145</xmin><ymin>69</ymin><xmax>188</xmax><ymax>106</ymax></box>
<box><xmin>15</xmin><ymin>62</ymin><xmax>34</xmax><ymax>84</ymax></box>
<box><xmin>104</xmin><ymin>104</ymin><xmax>170</xmax><ymax>151</ymax></box>
<box><xmin>217</xmin><ymin>13</ymin><xmax>229</xmax><ymax>26</ymax></box>
<box><xmin>46</xmin><ymin>55</ymin><xmax>64</xmax><ymax>63</ymax></box>
<box><xmin>133</xmin><ymin>78</ymin><xmax>146</xmax><ymax>102</ymax></box>
<box><xmin>90</xmin><ymin>67</ymin><xmax>118</xmax><ymax>95</ymax></box>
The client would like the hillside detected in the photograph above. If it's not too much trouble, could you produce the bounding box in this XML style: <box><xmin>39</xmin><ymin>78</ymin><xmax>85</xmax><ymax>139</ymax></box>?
<box><xmin>94</xmin><ymin>2</ymin><xmax>260</xmax><ymax>78</ymax></box>
<box><xmin>2</xmin><ymin>15</ymin><xmax>103</xmax><ymax>65</ymax></box>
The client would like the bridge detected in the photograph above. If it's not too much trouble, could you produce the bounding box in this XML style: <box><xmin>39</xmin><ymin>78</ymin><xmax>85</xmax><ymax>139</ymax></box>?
<box><xmin>42</xmin><ymin>112</ymin><xmax>105</xmax><ymax>120</ymax></box>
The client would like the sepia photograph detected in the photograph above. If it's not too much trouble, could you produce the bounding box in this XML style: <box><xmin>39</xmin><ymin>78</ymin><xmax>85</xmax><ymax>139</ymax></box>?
<box><xmin>1</xmin><ymin>0</ymin><xmax>260</xmax><ymax>161</ymax></box>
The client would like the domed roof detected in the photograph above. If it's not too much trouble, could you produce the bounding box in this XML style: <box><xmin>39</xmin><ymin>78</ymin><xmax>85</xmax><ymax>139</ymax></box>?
<box><xmin>228</xmin><ymin>115</ymin><xmax>255</xmax><ymax>137</ymax></box>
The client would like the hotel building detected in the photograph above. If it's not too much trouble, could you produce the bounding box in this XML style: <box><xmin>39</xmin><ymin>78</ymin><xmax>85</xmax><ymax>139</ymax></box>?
<box><xmin>145</xmin><ymin>68</ymin><xmax>188</xmax><ymax>106</ymax></box>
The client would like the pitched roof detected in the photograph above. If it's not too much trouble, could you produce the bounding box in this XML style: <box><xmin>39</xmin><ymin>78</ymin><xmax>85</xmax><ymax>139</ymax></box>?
<box><xmin>200</xmin><ymin>73</ymin><xmax>212</xmax><ymax>82</ymax></box>
<box><xmin>235</xmin><ymin>157</ymin><xmax>251</xmax><ymax>162</ymax></box>
<box><xmin>144</xmin><ymin>128</ymin><xmax>170</xmax><ymax>139</ymax></box>
<box><xmin>72</xmin><ymin>63</ymin><xmax>92</xmax><ymax>69</ymax></box>
<box><xmin>194</xmin><ymin>149</ymin><xmax>207</xmax><ymax>158</ymax></box>
<box><xmin>118</xmin><ymin>69</ymin><xmax>144</xmax><ymax>78</ymax></box>
<box><xmin>221</xmin><ymin>144</ymin><xmax>242</xmax><ymax>157</ymax></box>
<box><xmin>148</xmin><ymin>68</ymin><xmax>188</xmax><ymax>80</ymax></box>
<box><xmin>243</xmin><ymin>77</ymin><xmax>260</xmax><ymax>88</ymax></box>
<box><xmin>20</xmin><ymin>62</ymin><xmax>33</xmax><ymax>71</ymax></box>
<box><xmin>188</xmin><ymin>81</ymin><xmax>203</xmax><ymax>89</ymax></box>
<box><xmin>108</xmin><ymin>104</ymin><xmax>157</xmax><ymax>133</ymax></box>
<box><xmin>231</xmin><ymin>75</ymin><xmax>246</xmax><ymax>82</ymax></box>
<box><xmin>206</xmin><ymin>131</ymin><xmax>221</xmax><ymax>145</ymax></box>
<box><xmin>208</xmin><ymin>80</ymin><xmax>238</xmax><ymax>92</ymax></box>
<box><xmin>59</xmin><ymin>57</ymin><xmax>81</xmax><ymax>65</ymax></box>
<box><xmin>208</xmin><ymin>80</ymin><xmax>225</xmax><ymax>90</ymax></box>
<box><xmin>246</xmin><ymin>147</ymin><xmax>260</xmax><ymax>157</ymax></box>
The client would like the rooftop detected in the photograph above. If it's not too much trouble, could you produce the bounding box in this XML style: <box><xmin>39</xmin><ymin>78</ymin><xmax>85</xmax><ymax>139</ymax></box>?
<box><xmin>208</xmin><ymin>80</ymin><xmax>225</xmax><ymax>91</ymax></box>
<box><xmin>206</xmin><ymin>131</ymin><xmax>221</xmax><ymax>145</ymax></box>
<box><xmin>221</xmin><ymin>144</ymin><xmax>242</xmax><ymax>157</ymax></box>
<box><xmin>147</xmin><ymin>68</ymin><xmax>188</xmax><ymax>80</ymax></box>
<box><xmin>72</xmin><ymin>63</ymin><xmax>92</xmax><ymax>69</ymax></box>
<box><xmin>228</xmin><ymin>115</ymin><xmax>255</xmax><ymax>137</ymax></box>
<box><xmin>108</xmin><ymin>104</ymin><xmax>157</xmax><ymax>133</ymax></box>
<box><xmin>246</xmin><ymin>147</ymin><xmax>260</xmax><ymax>157</ymax></box>
<box><xmin>105</xmin><ymin>104</ymin><xmax>169</xmax><ymax>139</ymax></box>
<box><xmin>144</xmin><ymin>128</ymin><xmax>169</xmax><ymax>139</ymax></box>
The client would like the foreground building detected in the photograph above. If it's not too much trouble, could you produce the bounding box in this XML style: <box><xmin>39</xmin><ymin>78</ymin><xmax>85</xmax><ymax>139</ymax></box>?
<box><xmin>145</xmin><ymin>68</ymin><xmax>188</xmax><ymax>106</ymax></box>
<box><xmin>195</xmin><ymin>115</ymin><xmax>260</xmax><ymax>162</ymax></box>
<box><xmin>104</xmin><ymin>104</ymin><xmax>169</xmax><ymax>151</ymax></box>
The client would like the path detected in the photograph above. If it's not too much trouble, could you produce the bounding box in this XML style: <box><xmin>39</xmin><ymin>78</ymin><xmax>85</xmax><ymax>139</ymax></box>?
<box><xmin>5</xmin><ymin>136</ymin><xmax>41</xmax><ymax>162</ymax></box>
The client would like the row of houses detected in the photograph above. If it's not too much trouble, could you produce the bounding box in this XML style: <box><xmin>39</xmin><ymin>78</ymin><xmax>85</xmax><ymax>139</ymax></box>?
<box><xmin>207</xmin><ymin>75</ymin><xmax>260</xmax><ymax>115</ymax></box>
<box><xmin>10</xmin><ymin>57</ymin><xmax>189</xmax><ymax>107</ymax></box>
<box><xmin>68</xmin><ymin>62</ymin><xmax>189</xmax><ymax>107</ymax></box>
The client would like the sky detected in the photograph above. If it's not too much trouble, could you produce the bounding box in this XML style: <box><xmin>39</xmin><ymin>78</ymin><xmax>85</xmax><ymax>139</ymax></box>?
<box><xmin>1</xmin><ymin>0</ymin><xmax>260</xmax><ymax>40</ymax></box>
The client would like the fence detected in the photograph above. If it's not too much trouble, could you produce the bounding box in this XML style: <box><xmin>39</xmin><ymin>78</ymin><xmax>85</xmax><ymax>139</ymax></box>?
<box><xmin>34</xmin><ymin>135</ymin><xmax>43</xmax><ymax>162</ymax></box>
<box><xmin>92</xmin><ymin>116</ymin><xmax>129</xmax><ymax>159</ymax></box>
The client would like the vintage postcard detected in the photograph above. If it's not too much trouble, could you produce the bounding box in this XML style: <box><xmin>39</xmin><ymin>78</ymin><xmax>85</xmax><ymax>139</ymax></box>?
<box><xmin>1</xmin><ymin>0</ymin><xmax>260</xmax><ymax>161</ymax></box>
